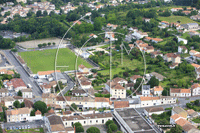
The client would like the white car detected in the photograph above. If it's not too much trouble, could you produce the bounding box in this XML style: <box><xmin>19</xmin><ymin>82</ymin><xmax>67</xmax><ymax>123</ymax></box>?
<box><xmin>27</xmin><ymin>84</ymin><xmax>32</xmax><ymax>88</ymax></box>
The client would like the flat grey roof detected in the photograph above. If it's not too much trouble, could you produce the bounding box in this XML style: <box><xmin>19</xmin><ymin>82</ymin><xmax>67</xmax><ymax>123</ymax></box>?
<box><xmin>115</xmin><ymin>108</ymin><xmax>156</xmax><ymax>133</ymax></box>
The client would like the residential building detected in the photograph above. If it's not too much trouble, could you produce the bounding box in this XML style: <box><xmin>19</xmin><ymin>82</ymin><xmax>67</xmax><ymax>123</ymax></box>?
<box><xmin>191</xmin><ymin>83</ymin><xmax>200</xmax><ymax>96</ymax></box>
<box><xmin>144</xmin><ymin>46</ymin><xmax>154</xmax><ymax>53</ymax></box>
<box><xmin>182</xmin><ymin>123</ymin><xmax>200</xmax><ymax>133</ymax></box>
<box><xmin>130</xmin><ymin>75</ymin><xmax>142</xmax><ymax>83</ymax></box>
<box><xmin>170</xmin><ymin>114</ymin><xmax>186</xmax><ymax>125</ymax></box>
<box><xmin>42</xmin><ymin>93</ymin><xmax>57</xmax><ymax>105</ymax></box>
<box><xmin>112</xmin><ymin>77</ymin><xmax>128</xmax><ymax>86</ymax></box>
<box><xmin>37</xmin><ymin>70</ymin><xmax>61</xmax><ymax>79</ymax></box>
<box><xmin>6</xmin><ymin>107</ymin><xmax>31</xmax><ymax>122</ymax></box>
<box><xmin>190</xmin><ymin>14</ymin><xmax>200</xmax><ymax>20</ymax></box>
<box><xmin>153</xmin><ymin>86</ymin><xmax>163</xmax><ymax>96</ymax></box>
<box><xmin>181</xmin><ymin>23</ymin><xmax>199</xmax><ymax>31</ymax></box>
<box><xmin>0</xmin><ymin>88</ymin><xmax>8</xmax><ymax>97</ymax></box>
<box><xmin>144</xmin><ymin>37</ymin><xmax>163</xmax><ymax>43</ymax></box>
<box><xmin>132</xmin><ymin>30</ymin><xmax>148</xmax><ymax>39</ymax></box>
<box><xmin>1</xmin><ymin>96</ymin><xmax>15</xmax><ymax>108</ymax></box>
<box><xmin>40</xmin><ymin>84</ymin><xmax>52</xmax><ymax>93</ymax></box>
<box><xmin>189</xmin><ymin>50</ymin><xmax>200</xmax><ymax>56</ymax></box>
<box><xmin>187</xmin><ymin>109</ymin><xmax>199</xmax><ymax>119</ymax></box>
<box><xmin>16</xmin><ymin>0</ymin><xmax>27</xmax><ymax>3</ymax></box>
<box><xmin>170</xmin><ymin>88</ymin><xmax>191</xmax><ymax>97</ymax></box>
<box><xmin>6</xmin><ymin>78</ymin><xmax>27</xmax><ymax>92</ymax></box>
<box><xmin>163</xmin><ymin>53</ymin><xmax>181</xmax><ymax>64</ymax></box>
<box><xmin>191</xmin><ymin>63</ymin><xmax>200</xmax><ymax>70</ymax></box>
<box><xmin>105</xmin><ymin>32</ymin><xmax>117</xmax><ymax>41</ymax></box>
<box><xmin>71</xmin><ymin>89</ymin><xmax>87</xmax><ymax>96</ymax></box>
<box><xmin>144</xmin><ymin>107</ymin><xmax>164</xmax><ymax>117</ymax></box>
<box><xmin>171</xmin><ymin>8</ymin><xmax>183</xmax><ymax>12</ymax></box>
<box><xmin>78</xmin><ymin>64</ymin><xmax>89</xmax><ymax>73</ymax></box>
<box><xmin>62</xmin><ymin>112</ymin><xmax>112</xmax><ymax>128</ymax></box>
<box><xmin>0</xmin><ymin>69</ymin><xmax>14</xmax><ymax>75</ymax></box>
<box><xmin>21</xmin><ymin>89</ymin><xmax>33</xmax><ymax>99</ymax></box>
<box><xmin>177</xmin><ymin>37</ymin><xmax>188</xmax><ymax>44</ymax></box>
<box><xmin>150</xmin><ymin>51</ymin><xmax>163</xmax><ymax>58</ymax></box>
<box><xmin>106</xmin><ymin>23</ymin><xmax>118</xmax><ymax>30</ymax></box>
<box><xmin>178</xmin><ymin>46</ymin><xmax>188</xmax><ymax>53</ymax></box>
<box><xmin>172</xmin><ymin>106</ymin><xmax>188</xmax><ymax>118</ymax></box>
<box><xmin>147</xmin><ymin>72</ymin><xmax>166</xmax><ymax>81</ymax></box>
<box><xmin>142</xmin><ymin>85</ymin><xmax>151</xmax><ymax>97</ymax></box>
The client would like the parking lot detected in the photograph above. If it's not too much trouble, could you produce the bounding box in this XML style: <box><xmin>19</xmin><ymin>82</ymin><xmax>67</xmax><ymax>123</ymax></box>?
<box><xmin>3</xmin><ymin>120</ymin><xmax>44</xmax><ymax>130</ymax></box>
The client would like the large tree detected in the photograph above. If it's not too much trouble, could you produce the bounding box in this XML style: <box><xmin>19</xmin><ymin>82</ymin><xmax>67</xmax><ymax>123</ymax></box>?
<box><xmin>17</xmin><ymin>90</ymin><xmax>22</xmax><ymax>97</ymax></box>
<box><xmin>168</xmin><ymin>125</ymin><xmax>183</xmax><ymax>133</ymax></box>
<box><xmin>34</xmin><ymin>101</ymin><xmax>47</xmax><ymax>115</ymax></box>
<box><xmin>13</xmin><ymin>100</ymin><xmax>21</xmax><ymax>108</ymax></box>
<box><xmin>148</xmin><ymin>76</ymin><xmax>159</xmax><ymax>88</ymax></box>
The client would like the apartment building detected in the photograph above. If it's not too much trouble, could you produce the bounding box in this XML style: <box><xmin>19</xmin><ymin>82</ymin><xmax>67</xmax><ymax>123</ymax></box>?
<box><xmin>21</xmin><ymin>89</ymin><xmax>33</xmax><ymax>98</ymax></box>
<box><xmin>170</xmin><ymin>88</ymin><xmax>191</xmax><ymax>97</ymax></box>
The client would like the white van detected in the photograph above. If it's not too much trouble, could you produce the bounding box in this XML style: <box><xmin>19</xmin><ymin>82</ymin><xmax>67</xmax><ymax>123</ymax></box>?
<box><xmin>27</xmin><ymin>84</ymin><xmax>32</xmax><ymax>88</ymax></box>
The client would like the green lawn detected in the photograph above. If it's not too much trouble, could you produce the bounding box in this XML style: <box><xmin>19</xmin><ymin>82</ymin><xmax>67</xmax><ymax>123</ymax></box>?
<box><xmin>158</xmin><ymin>15</ymin><xmax>198</xmax><ymax>24</ymax></box>
<box><xmin>19</xmin><ymin>48</ymin><xmax>92</xmax><ymax>73</ymax></box>
<box><xmin>181</xmin><ymin>32</ymin><xmax>190</xmax><ymax>39</ymax></box>
<box><xmin>94</xmin><ymin>85</ymin><xmax>105</xmax><ymax>90</ymax></box>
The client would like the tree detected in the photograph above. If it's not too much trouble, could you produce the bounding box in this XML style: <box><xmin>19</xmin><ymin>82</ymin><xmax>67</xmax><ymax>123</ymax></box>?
<box><xmin>73</xmin><ymin>122</ymin><xmax>82</xmax><ymax>127</ymax></box>
<box><xmin>13</xmin><ymin>100</ymin><xmax>21</xmax><ymax>108</ymax></box>
<box><xmin>0</xmin><ymin>126</ymin><xmax>3</xmax><ymax>133</ymax></box>
<box><xmin>38</xmin><ymin>44</ymin><xmax>42</xmax><ymax>48</ymax></box>
<box><xmin>107</xmin><ymin>128</ymin><xmax>112</xmax><ymax>133</ymax></box>
<box><xmin>11</xmin><ymin>48</ymin><xmax>18</xmax><ymax>52</ymax></box>
<box><xmin>43</xmin><ymin>10</ymin><xmax>48</xmax><ymax>16</ymax></box>
<box><xmin>73</xmin><ymin>122</ymin><xmax>84</xmax><ymax>132</ymax></box>
<box><xmin>94</xmin><ymin>17</ymin><xmax>102</xmax><ymax>31</ymax></box>
<box><xmin>42</xmin><ymin>43</ymin><xmax>47</xmax><ymax>47</ymax></box>
<box><xmin>21</xmin><ymin>102</ymin><xmax>25</xmax><ymax>108</ymax></box>
<box><xmin>70</xmin><ymin>103</ymin><xmax>77</xmax><ymax>111</ymax></box>
<box><xmin>47</xmin><ymin>42</ymin><xmax>51</xmax><ymax>46</ymax></box>
<box><xmin>109</xmin><ymin>123</ymin><xmax>118</xmax><ymax>131</ymax></box>
<box><xmin>17</xmin><ymin>90</ymin><xmax>22</xmax><ymax>96</ymax></box>
<box><xmin>105</xmin><ymin>120</ymin><xmax>114</xmax><ymax>127</ymax></box>
<box><xmin>55</xmin><ymin>81</ymin><xmax>64</xmax><ymax>92</ymax></box>
<box><xmin>86</xmin><ymin>127</ymin><xmax>100</xmax><ymax>133</ymax></box>
<box><xmin>148</xmin><ymin>76</ymin><xmax>159</xmax><ymax>88</ymax></box>
<box><xmin>34</xmin><ymin>101</ymin><xmax>47</xmax><ymax>115</ymax></box>
<box><xmin>36</xmin><ymin>10</ymin><xmax>42</xmax><ymax>17</ymax></box>
<box><xmin>162</xmin><ymin>89</ymin><xmax>168</xmax><ymax>96</ymax></box>
<box><xmin>30</xmin><ymin>109</ymin><xmax>36</xmax><ymax>116</ymax></box>
<box><xmin>169</xmin><ymin>125</ymin><xmax>183</xmax><ymax>133</ymax></box>
<box><xmin>53</xmin><ymin>42</ymin><xmax>56</xmax><ymax>45</ymax></box>
<box><xmin>14</xmin><ymin>73</ymin><xmax>20</xmax><ymax>78</ymax></box>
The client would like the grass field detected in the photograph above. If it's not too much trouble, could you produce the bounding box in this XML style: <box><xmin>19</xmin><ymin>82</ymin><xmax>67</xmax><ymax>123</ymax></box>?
<box><xmin>158</xmin><ymin>15</ymin><xmax>197</xmax><ymax>24</ymax></box>
<box><xmin>6</xmin><ymin>128</ymin><xmax>44</xmax><ymax>133</ymax></box>
<box><xmin>181</xmin><ymin>32</ymin><xmax>190</xmax><ymax>39</ymax></box>
<box><xmin>19</xmin><ymin>48</ymin><xmax>92</xmax><ymax>73</ymax></box>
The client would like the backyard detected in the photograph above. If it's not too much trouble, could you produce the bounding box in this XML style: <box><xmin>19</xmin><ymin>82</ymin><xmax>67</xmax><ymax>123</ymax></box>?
<box><xmin>18</xmin><ymin>48</ymin><xmax>92</xmax><ymax>73</ymax></box>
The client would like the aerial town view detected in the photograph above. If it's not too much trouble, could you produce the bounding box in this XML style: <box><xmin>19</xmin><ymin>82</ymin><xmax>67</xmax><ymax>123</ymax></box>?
<box><xmin>1</xmin><ymin>0</ymin><xmax>200</xmax><ymax>133</ymax></box>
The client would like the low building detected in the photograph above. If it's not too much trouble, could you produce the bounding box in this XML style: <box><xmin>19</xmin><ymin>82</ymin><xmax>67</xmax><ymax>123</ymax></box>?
<box><xmin>132</xmin><ymin>30</ymin><xmax>148</xmax><ymax>39</ymax></box>
<box><xmin>6</xmin><ymin>107</ymin><xmax>31</xmax><ymax>122</ymax></box>
<box><xmin>114</xmin><ymin>101</ymin><xmax>129</xmax><ymax>108</ymax></box>
<box><xmin>144</xmin><ymin>107</ymin><xmax>164</xmax><ymax>117</ymax></box>
<box><xmin>62</xmin><ymin>112</ymin><xmax>112</xmax><ymax>128</ymax></box>
<box><xmin>148</xmin><ymin>72</ymin><xmax>166</xmax><ymax>81</ymax></box>
<box><xmin>178</xmin><ymin>46</ymin><xmax>188</xmax><ymax>53</ymax></box>
<box><xmin>51</xmin><ymin>72</ymin><xmax>67</xmax><ymax>84</ymax></box>
<box><xmin>71</xmin><ymin>89</ymin><xmax>87</xmax><ymax>96</ymax></box>
<box><xmin>40</xmin><ymin>84</ymin><xmax>52</xmax><ymax>93</ymax></box>
<box><xmin>172</xmin><ymin>106</ymin><xmax>188</xmax><ymax>118</ymax></box>
<box><xmin>150</xmin><ymin>51</ymin><xmax>163</xmax><ymax>58</ymax></box>
<box><xmin>78</xmin><ymin>64</ymin><xmax>89</xmax><ymax>73</ymax></box>
<box><xmin>170</xmin><ymin>88</ymin><xmax>191</xmax><ymax>97</ymax></box>
<box><xmin>21</xmin><ymin>89</ymin><xmax>33</xmax><ymax>99</ymax></box>
<box><xmin>37</xmin><ymin>70</ymin><xmax>61</xmax><ymax>79</ymax></box>
<box><xmin>113</xmin><ymin>108</ymin><xmax>156</xmax><ymax>133</ymax></box>
<box><xmin>144</xmin><ymin>46</ymin><xmax>154</xmax><ymax>53</ymax></box>
<box><xmin>189</xmin><ymin>50</ymin><xmax>200</xmax><ymax>56</ymax></box>
<box><xmin>187</xmin><ymin>109</ymin><xmax>199</xmax><ymax>119</ymax></box>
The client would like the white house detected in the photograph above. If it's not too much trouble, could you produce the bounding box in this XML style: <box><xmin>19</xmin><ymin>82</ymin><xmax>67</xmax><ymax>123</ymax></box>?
<box><xmin>130</xmin><ymin>75</ymin><xmax>142</xmax><ymax>83</ymax></box>
<box><xmin>170</xmin><ymin>88</ymin><xmax>191</xmax><ymax>97</ymax></box>
<box><xmin>153</xmin><ymin>86</ymin><xmax>163</xmax><ymax>96</ymax></box>
<box><xmin>21</xmin><ymin>89</ymin><xmax>33</xmax><ymax>99</ymax></box>
<box><xmin>0</xmin><ymin>88</ymin><xmax>8</xmax><ymax>97</ymax></box>
<box><xmin>37</xmin><ymin>70</ymin><xmax>61</xmax><ymax>79</ymax></box>
<box><xmin>177</xmin><ymin>37</ymin><xmax>188</xmax><ymax>44</ymax></box>
<box><xmin>78</xmin><ymin>64</ymin><xmax>89</xmax><ymax>73</ymax></box>
<box><xmin>178</xmin><ymin>46</ymin><xmax>188</xmax><ymax>53</ymax></box>
<box><xmin>142</xmin><ymin>85</ymin><xmax>151</xmax><ymax>97</ymax></box>
<box><xmin>132</xmin><ymin>31</ymin><xmax>148</xmax><ymax>39</ymax></box>
<box><xmin>191</xmin><ymin>83</ymin><xmax>200</xmax><ymax>96</ymax></box>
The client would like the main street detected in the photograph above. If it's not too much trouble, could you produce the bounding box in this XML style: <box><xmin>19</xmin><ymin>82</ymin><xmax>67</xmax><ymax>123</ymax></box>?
<box><xmin>3</xmin><ymin>50</ymin><xmax>42</xmax><ymax>97</ymax></box>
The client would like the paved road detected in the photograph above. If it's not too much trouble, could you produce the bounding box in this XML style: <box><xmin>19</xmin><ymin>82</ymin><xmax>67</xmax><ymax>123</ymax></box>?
<box><xmin>3</xmin><ymin>50</ymin><xmax>42</xmax><ymax>97</ymax></box>
<box><xmin>58</xmin><ymin>73</ymin><xmax>74</xmax><ymax>96</ymax></box>
<box><xmin>3</xmin><ymin>120</ymin><xmax>44</xmax><ymax>130</ymax></box>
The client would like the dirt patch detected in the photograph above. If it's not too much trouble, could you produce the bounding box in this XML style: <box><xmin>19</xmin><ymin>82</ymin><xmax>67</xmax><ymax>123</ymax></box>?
<box><xmin>16</xmin><ymin>37</ymin><xmax>67</xmax><ymax>48</ymax></box>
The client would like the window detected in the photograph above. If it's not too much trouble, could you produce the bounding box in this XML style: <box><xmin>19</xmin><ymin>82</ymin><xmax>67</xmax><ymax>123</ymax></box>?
<box><xmin>84</xmin><ymin>121</ymin><xmax>86</xmax><ymax>124</ymax></box>
<box><xmin>90</xmin><ymin>120</ymin><xmax>92</xmax><ymax>123</ymax></box>
<box><xmin>96</xmin><ymin>120</ymin><xmax>98</xmax><ymax>123</ymax></box>
<box><xmin>102</xmin><ymin>120</ymin><xmax>104</xmax><ymax>123</ymax></box>
<box><xmin>71</xmin><ymin>122</ymin><xmax>73</xmax><ymax>126</ymax></box>
<box><xmin>122</xmin><ymin>93</ymin><xmax>123</xmax><ymax>94</ymax></box>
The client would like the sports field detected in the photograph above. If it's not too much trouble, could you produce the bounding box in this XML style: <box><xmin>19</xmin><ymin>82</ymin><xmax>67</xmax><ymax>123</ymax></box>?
<box><xmin>18</xmin><ymin>48</ymin><xmax>92</xmax><ymax>73</ymax></box>
<box><xmin>158</xmin><ymin>15</ymin><xmax>198</xmax><ymax>24</ymax></box>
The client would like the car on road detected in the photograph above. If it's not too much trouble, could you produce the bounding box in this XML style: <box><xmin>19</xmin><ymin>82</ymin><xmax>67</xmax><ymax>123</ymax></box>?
<box><xmin>27</xmin><ymin>84</ymin><xmax>32</xmax><ymax>88</ymax></box>
<box><xmin>28</xmin><ymin>125</ymin><xmax>30</xmax><ymax>129</ymax></box>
